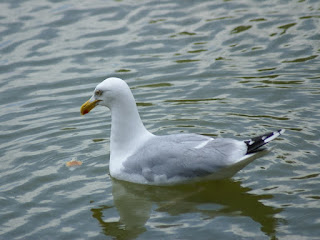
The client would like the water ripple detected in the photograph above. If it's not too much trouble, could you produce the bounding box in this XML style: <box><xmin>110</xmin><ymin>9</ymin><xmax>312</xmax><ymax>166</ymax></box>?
<box><xmin>1</xmin><ymin>0</ymin><xmax>320</xmax><ymax>239</ymax></box>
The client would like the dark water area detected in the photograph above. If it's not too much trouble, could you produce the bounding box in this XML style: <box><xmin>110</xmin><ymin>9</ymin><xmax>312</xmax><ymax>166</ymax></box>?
<box><xmin>1</xmin><ymin>0</ymin><xmax>319</xmax><ymax>239</ymax></box>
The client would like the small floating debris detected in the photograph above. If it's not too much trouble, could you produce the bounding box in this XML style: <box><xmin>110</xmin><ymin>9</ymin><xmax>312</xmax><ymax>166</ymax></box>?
<box><xmin>66</xmin><ymin>158</ymin><xmax>82</xmax><ymax>167</ymax></box>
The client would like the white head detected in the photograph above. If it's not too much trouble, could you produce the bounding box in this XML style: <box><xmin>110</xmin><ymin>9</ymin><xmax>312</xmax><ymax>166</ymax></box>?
<box><xmin>80</xmin><ymin>77</ymin><xmax>152</xmax><ymax>173</ymax></box>
<box><xmin>80</xmin><ymin>77</ymin><xmax>132</xmax><ymax>115</ymax></box>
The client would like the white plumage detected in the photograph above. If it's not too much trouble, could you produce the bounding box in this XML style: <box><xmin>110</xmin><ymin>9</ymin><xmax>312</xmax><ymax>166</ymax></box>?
<box><xmin>80</xmin><ymin>77</ymin><xmax>284</xmax><ymax>185</ymax></box>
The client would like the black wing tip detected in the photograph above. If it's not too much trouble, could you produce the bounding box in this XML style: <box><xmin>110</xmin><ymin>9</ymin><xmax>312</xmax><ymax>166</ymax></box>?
<box><xmin>245</xmin><ymin>129</ymin><xmax>285</xmax><ymax>154</ymax></box>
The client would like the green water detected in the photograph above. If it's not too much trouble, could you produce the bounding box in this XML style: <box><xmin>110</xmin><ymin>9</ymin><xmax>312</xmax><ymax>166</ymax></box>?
<box><xmin>1</xmin><ymin>0</ymin><xmax>320</xmax><ymax>239</ymax></box>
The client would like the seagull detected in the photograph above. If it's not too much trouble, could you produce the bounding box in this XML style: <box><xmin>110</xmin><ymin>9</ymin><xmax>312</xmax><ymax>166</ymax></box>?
<box><xmin>80</xmin><ymin>77</ymin><xmax>285</xmax><ymax>185</ymax></box>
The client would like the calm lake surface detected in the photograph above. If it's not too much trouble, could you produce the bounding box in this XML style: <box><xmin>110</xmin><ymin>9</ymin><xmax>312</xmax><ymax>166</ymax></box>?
<box><xmin>1</xmin><ymin>0</ymin><xmax>320</xmax><ymax>239</ymax></box>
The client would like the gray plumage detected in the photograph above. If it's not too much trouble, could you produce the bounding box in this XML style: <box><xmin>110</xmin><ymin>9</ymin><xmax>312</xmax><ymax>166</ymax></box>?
<box><xmin>122</xmin><ymin>134</ymin><xmax>247</xmax><ymax>183</ymax></box>
<box><xmin>80</xmin><ymin>77</ymin><xmax>285</xmax><ymax>185</ymax></box>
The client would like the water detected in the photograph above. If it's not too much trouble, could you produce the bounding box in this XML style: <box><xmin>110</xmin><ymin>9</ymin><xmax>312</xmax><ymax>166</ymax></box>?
<box><xmin>1</xmin><ymin>0</ymin><xmax>319</xmax><ymax>239</ymax></box>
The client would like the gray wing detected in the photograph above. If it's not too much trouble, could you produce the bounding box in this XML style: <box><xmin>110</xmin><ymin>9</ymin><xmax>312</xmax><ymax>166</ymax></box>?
<box><xmin>122</xmin><ymin>133</ymin><xmax>247</xmax><ymax>183</ymax></box>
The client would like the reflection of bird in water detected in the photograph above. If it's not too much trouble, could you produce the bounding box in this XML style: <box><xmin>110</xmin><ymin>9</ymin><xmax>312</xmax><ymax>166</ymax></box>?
<box><xmin>91</xmin><ymin>178</ymin><xmax>282</xmax><ymax>240</ymax></box>
<box><xmin>81</xmin><ymin>77</ymin><xmax>285</xmax><ymax>185</ymax></box>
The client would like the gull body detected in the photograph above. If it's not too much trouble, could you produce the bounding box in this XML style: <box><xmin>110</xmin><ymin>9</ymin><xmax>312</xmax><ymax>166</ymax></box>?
<box><xmin>81</xmin><ymin>77</ymin><xmax>284</xmax><ymax>185</ymax></box>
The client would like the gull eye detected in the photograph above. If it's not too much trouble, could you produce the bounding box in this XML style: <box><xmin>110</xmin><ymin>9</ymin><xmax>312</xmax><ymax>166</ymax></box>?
<box><xmin>95</xmin><ymin>90</ymin><xmax>103</xmax><ymax>97</ymax></box>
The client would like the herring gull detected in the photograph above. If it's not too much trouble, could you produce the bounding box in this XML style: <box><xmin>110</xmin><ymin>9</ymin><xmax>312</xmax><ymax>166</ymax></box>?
<box><xmin>80</xmin><ymin>77</ymin><xmax>285</xmax><ymax>185</ymax></box>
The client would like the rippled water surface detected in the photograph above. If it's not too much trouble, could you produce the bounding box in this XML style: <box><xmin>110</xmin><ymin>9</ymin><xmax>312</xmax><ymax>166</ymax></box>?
<box><xmin>1</xmin><ymin>0</ymin><xmax>320</xmax><ymax>239</ymax></box>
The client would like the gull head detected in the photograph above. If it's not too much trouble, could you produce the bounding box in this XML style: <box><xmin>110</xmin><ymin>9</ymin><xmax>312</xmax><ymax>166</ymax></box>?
<box><xmin>80</xmin><ymin>77</ymin><xmax>131</xmax><ymax>115</ymax></box>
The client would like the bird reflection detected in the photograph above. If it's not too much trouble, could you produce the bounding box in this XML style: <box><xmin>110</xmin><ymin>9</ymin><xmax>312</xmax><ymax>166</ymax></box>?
<box><xmin>91</xmin><ymin>178</ymin><xmax>282</xmax><ymax>240</ymax></box>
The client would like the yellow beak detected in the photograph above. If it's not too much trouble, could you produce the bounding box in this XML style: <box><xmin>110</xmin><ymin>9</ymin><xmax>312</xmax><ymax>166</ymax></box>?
<box><xmin>80</xmin><ymin>99</ymin><xmax>100</xmax><ymax>115</ymax></box>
